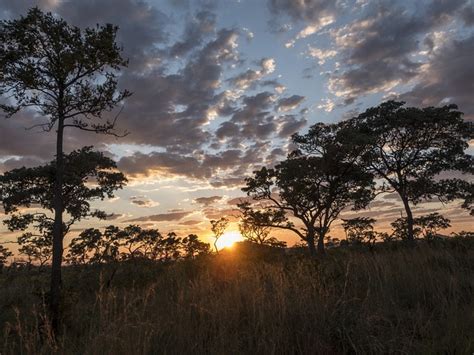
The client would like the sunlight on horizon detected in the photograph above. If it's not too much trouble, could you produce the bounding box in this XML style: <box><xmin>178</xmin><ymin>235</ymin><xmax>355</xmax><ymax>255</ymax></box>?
<box><xmin>216</xmin><ymin>231</ymin><xmax>244</xmax><ymax>250</ymax></box>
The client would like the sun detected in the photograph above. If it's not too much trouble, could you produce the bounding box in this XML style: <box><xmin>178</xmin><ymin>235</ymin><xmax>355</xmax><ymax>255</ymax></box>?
<box><xmin>216</xmin><ymin>231</ymin><xmax>244</xmax><ymax>250</ymax></box>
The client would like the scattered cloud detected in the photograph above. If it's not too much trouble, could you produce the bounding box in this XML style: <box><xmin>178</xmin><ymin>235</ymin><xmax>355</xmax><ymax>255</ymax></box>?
<box><xmin>126</xmin><ymin>211</ymin><xmax>192</xmax><ymax>222</ymax></box>
<box><xmin>129</xmin><ymin>196</ymin><xmax>160</xmax><ymax>208</ymax></box>
<box><xmin>194</xmin><ymin>196</ymin><xmax>223</xmax><ymax>206</ymax></box>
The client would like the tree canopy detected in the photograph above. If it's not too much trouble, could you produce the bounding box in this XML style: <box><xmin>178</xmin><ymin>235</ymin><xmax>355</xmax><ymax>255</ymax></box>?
<box><xmin>344</xmin><ymin>101</ymin><xmax>473</xmax><ymax>240</ymax></box>
<box><xmin>0</xmin><ymin>147</ymin><xmax>127</xmax><ymax>262</ymax></box>
<box><xmin>241</xmin><ymin>122</ymin><xmax>374</xmax><ymax>255</ymax></box>
<box><xmin>0</xmin><ymin>7</ymin><xmax>131</xmax><ymax>132</ymax></box>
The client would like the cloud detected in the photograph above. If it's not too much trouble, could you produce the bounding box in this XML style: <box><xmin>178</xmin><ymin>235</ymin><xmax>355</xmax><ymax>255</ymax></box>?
<box><xmin>126</xmin><ymin>211</ymin><xmax>192</xmax><ymax>222</ymax></box>
<box><xmin>276</xmin><ymin>114</ymin><xmax>307</xmax><ymax>138</ymax></box>
<box><xmin>326</xmin><ymin>0</ymin><xmax>469</xmax><ymax>105</ymax></box>
<box><xmin>169</xmin><ymin>10</ymin><xmax>216</xmax><ymax>58</ymax></box>
<box><xmin>117</xmin><ymin>147</ymin><xmax>267</xmax><ymax>188</ymax></box>
<box><xmin>399</xmin><ymin>34</ymin><xmax>474</xmax><ymax>120</ymax></box>
<box><xmin>104</xmin><ymin>213</ymin><xmax>126</xmax><ymax>220</ymax></box>
<box><xmin>277</xmin><ymin>95</ymin><xmax>305</xmax><ymax>111</ymax></box>
<box><xmin>228</xmin><ymin>58</ymin><xmax>276</xmax><ymax>90</ymax></box>
<box><xmin>194</xmin><ymin>195</ymin><xmax>223</xmax><ymax>206</ymax></box>
<box><xmin>179</xmin><ymin>219</ymin><xmax>203</xmax><ymax>226</ymax></box>
<box><xmin>268</xmin><ymin>0</ymin><xmax>338</xmax><ymax>41</ymax></box>
<box><xmin>227</xmin><ymin>196</ymin><xmax>255</xmax><ymax>206</ymax></box>
<box><xmin>307</xmin><ymin>46</ymin><xmax>337</xmax><ymax>65</ymax></box>
<box><xmin>129</xmin><ymin>196</ymin><xmax>160</xmax><ymax>207</ymax></box>
<box><xmin>202</xmin><ymin>207</ymin><xmax>239</xmax><ymax>221</ymax></box>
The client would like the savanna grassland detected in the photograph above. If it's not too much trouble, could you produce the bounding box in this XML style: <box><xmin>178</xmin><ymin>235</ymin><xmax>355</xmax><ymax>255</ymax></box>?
<box><xmin>1</xmin><ymin>238</ymin><xmax>473</xmax><ymax>355</ymax></box>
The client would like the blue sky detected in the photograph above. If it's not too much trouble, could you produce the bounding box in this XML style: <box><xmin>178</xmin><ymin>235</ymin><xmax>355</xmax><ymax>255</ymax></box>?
<box><xmin>0</xmin><ymin>0</ymin><xmax>473</xmax><ymax>249</ymax></box>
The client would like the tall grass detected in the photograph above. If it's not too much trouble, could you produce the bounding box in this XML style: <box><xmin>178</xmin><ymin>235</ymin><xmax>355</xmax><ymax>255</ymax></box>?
<box><xmin>1</xmin><ymin>239</ymin><xmax>473</xmax><ymax>354</ymax></box>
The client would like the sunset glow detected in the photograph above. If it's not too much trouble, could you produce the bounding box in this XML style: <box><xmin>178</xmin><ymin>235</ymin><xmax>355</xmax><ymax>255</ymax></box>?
<box><xmin>215</xmin><ymin>231</ymin><xmax>244</xmax><ymax>250</ymax></box>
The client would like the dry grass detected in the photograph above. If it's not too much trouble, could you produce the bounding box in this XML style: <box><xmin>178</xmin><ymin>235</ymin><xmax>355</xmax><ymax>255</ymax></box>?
<box><xmin>1</xmin><ymin>238</ymin><xmax>473</xmax><ymax>354</ymax></box>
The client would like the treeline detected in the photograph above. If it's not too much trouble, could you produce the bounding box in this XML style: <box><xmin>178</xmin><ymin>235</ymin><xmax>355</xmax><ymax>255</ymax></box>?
<box><xmin>1</xmin><ymin>226</ymin><xmax>210</xmax><ymax>268</ymax></box>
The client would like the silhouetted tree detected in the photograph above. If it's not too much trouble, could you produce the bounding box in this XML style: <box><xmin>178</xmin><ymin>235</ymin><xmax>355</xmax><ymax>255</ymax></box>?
<box><xmin>159</xmin><ymin>232</ymin><xmax>182</xmax><ymax>261</ymax></box>
<box><xmin>68</xmin><ymin>226</ymin><xmax>202</xmax><ymax>263</ymax></box>
<box><xmin>242</xmin><ymin>123</ymin><xmax>374</xmax><ymax>256</ymax></box>
<box><xmin>238</xmin><ymin>204</ymin><xmax>286</xmax><ymax>248</ymax></box>
<box><xmin>17</xmin><ymin>232</ymin><xmax>52</xmax><ymax>267</ymax></box>
<box><xmin>341</xmin><ymin>217</ymin><xmax>388</xmax><ymax>249</ymax></box>
<box><xmin>181</xmin><ymin>234</ymin><xmax>210</xmax><ymax>258</ymax></box>
<box><xmin>67</xmin><ymin>226</ymin><xmax>123</xmax><ymax>264</ymax></box>
<box><xmin>210</xmin><ymin>217</ymin><xmax>229</xmax><ymax>253</ymax></box>
<box><xmin>119</xmin><ymin>225</ymin><xmax>162</xmax><ymax>260</ymax></box>
<box><xmin>345</xmin><ymin>101</ymin><xmax>473</xmax><ymax>241</ymax></box>
<box><xmin>452</xmin><ymin>230</ymin><xmax>474</xmax><ymax>238</ymax></box>
<box><xmin>0</xmin><ymin>245</ymin><xmax>13</xmax><ymax>271</ymax></box>
<box><xmin>415</xmin><ymin>213</ymin><xmax>451</xmax><ymax>239</ymax></box>
<box><xmin>342</xmin><ymin>217</ymin><xmax>376</xmax><ymax>244</ymax></box>
<box><xmin>0</xmin><ymin>148</ymin><xmax>126</xmax><ymax>311</ymax></box>
<box><xmin>391</xmin><ymin>217</ymin><xmax>422</xmax><ymax>240</ymax></box>
<box><xmin>0</xmin><ymin>8</ymin><xmax>131</xmax><ymax>328</ymax></box>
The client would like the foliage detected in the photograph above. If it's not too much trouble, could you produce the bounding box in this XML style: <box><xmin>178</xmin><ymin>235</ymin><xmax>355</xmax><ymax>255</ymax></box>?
<box><xmin>210</xmin><ymin>217</ymin><xmax>229</xmax><ymax>253</ymax></box>
<box><xmin>391</xmin><ymin>217</ymin><xmax>422</xmax><ymax>240</ymax></box>
<box><xmin>391</xmin><ymin>213</ymin><xmax>451</xmax><ymax>240</ymax></box>
<box><xmin>345</xmin><ymin>101</ymin><xmax>474</xmax><ymax>239</ymax></box>
<box><xmin>0</xmin><ymin>7</ymin><xmax>131</xmax><ymax>131</ymax></box>
<box><xmin>181</xmin><ymin>234</ymin><xmax>210</xmax><ymax>259</ymax></box>
<box><xmin>17</xmin><ymin>232</ymin><xmax>52</xmax><ymax>267</ymax></box>
<box><xmin>0</xmin><ymin>148</ymin><xmax>126</xmax><ymax>266</ymax></box>
<box><xmin>66</xmin><ymin>226</ymin><xmax>210</xmax><ymax>264</ymax></box>
<box><xmin>0</xmin><ymin>246</ymin><xmax>12</xmax><ymax>268</ymax></box>
<box><xmin>452</xmin><ymin>230</ymin><xmax>474</xmax><ymax>238</ymax></box>
<box><xmin>414</xmin><ymin>213</ymin><xmax>451</xmax><ymax>239</ymax></box>
<box><xmin>238</xmin><ymin>205</ymin><xmax>286</xmax><ymax>248</ymax></box>
<box><xmin>242</xmin><ymin>122</ymin><xmax>374</xmax><ymax>255</ymax></box>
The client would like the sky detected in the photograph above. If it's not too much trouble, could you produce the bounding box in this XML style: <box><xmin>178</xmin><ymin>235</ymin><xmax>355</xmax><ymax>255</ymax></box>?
<box><xmin>0</xmin><ymin>0</ymin><xmax>473</xmax><ymax>249</ymax></box>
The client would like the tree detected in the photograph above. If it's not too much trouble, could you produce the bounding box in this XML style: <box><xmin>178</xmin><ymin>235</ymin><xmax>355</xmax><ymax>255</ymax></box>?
<box><xmin>0</xmin><ymin>147</ymin><xmax>126</xmax><ymax>322</ymax></box>
<box><xmin>17</xmin><ymin>232</ymin><xmax>52</xmax><ymax>267</ymax></box>
<box><xmin>342</xmin><ymin>217</ymin><xmax>376</xmax><ymax>244</ymax></box>
<box><xmin>391</xmin><ymin>217</ymin><xmax>422</xmax><ymax>240</ymax></box>
<box><xmin>119</xmin><ymin>225</ymin><xmax>162</xmax><ymax>260</ymax></box>
<box><xmin>0</xmin><ymin>245</ymin><xmax>13</xmax><ymax>271</ymax></box>
<box><xmin>0</xmin><ymin>8</ymin><xmax>131</xmax><ymax>328</ymax></box>
<box><xmin>345</xmin><ymin>101</ymin><xmax>473</xmax><ymax>241</ymax></box>
<box><xmin>210</xmin><ymin>217</ymin><xmax>229</xmax><ymax>253</ymax></box>
<box><xmin>66</xmin><ymin>226</ymin><xmax>123</xmax><ymax>265</ymax></box>
<box><xmin>158</xmin><ymin>232</ymin><xmax>182</xmax><ymax>261</ymax></box>
<box><xmin>341</xmin><ymin>217</ymin><xmax>388</xmax><ymax>250</ymax></box>
<box><xmin>181</xmin><ymin>234</ymin><xmax>210</xmax><ymax>259</ymax></box>
<box><xmin>415</xmin><ymin>213</ymin><xmax>451</xmax><ymax>239</ymax></box>
<box><xmin>0</xmin><ymin>8</ymin><xmax>130</xmax><ymax>328</ymax></box>
<box><xmin>238</xmin><ymin>204</ymin><xmax>286</xmax><ymax>248</ymax></box>
<box><xmin>242</xmin><ymin>123</ymin><xmax>374</xmax><ymax>256</ymax></box>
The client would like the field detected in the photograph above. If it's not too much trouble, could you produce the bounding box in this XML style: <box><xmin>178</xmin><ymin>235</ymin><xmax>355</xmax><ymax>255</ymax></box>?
<box><xmin>1</xmin><ymin>238</ymin><xmax>473</xmax><ymax>354</ymax></box>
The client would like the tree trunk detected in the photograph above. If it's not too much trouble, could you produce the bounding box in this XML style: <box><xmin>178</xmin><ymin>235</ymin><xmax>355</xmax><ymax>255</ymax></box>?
<box><xmin>214</xmin><ymin>238</ymin><xmax>219</xmax><ymax>254</ymax></box>
<box><xmin>50</xmin><ymin>117</ymin><xmax>65</xmax><ymax>334</ymax></box>
<box><xmin>306</xmin><ymin>231</ymin><xmax>316</xmax><ymax>257</ymax></box>
<box><xmin>401</xmin><ymin>196</ymin><xmax>415</xmax><ymax>241</ymax></box>
<box><xmin>317</xmin><ymin>234</ymin><xmax>326</xmax><ymax>255</ymax></box>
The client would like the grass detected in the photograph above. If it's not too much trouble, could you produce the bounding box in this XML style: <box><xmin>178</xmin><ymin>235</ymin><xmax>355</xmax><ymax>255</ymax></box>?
<box><xmin>1</xmin><ymin>238</ymin><xmax>473</xmax><ymax>354</ymax></box>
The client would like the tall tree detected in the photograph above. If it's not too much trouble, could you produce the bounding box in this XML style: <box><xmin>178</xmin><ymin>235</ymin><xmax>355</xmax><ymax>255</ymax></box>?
<box><xmin>210</xmin><ymin>217</ymin><xmax>229</xmax><ymax>253</ymax></box>
<box><xmin>345</xmin><ymin>101</ymin><xmax>473</xmax><ymax>240</ymax></box>
<box><xmin>242</xmin><ymin>123</ymin><xmax>374</xmax><ymax>255</ymax></box>
<box><xmin>0</xmin><ymin>8</ymin><xmax>131</xmax><ymax>328</ymax></box>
